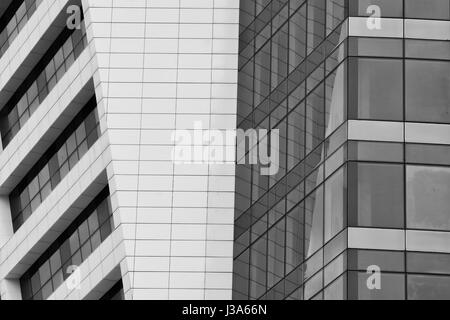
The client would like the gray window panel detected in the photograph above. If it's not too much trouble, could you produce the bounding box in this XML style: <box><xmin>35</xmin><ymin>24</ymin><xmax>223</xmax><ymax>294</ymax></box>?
<box><xmin>349</xmin><ymin>0</ymin><xmax>403</xmax><ymax>17</ymax></box>
<box><xmin>406</xmin><ymin>40</ymin><xmax>450</xmax><ymax>60</ymax></box>
<box><xmin>324</xmin><ymin>166</ymin><xmax>346</xmax><ymax>242</ymax></box>
<box><xmin>407</xmin><ymin>252</ymin><xmax>450</xmax><ymax>275</ymax></box>
<box><xmin>407</xmin><ymin>165</ymin><xmax>450</xmax><ymax>231</ymax></box>
<box><xmin>408</xmin><ymin>275</ymin><xmax>450</xmax><ymax>300</ymax></box>
<box><xmin>405</xmin><ymin>0</ymin><xmax>450</xmax><ymax>20</ymax></box>
<box><xmin>406</xmin><ymin>60</ymin><xmax>450</xmax><ymax>124</ymax></box>
<box><xmin>307</xmin><ymin>0</ymin><xmax>326</xmax><ymax>54</ymax></box>
<box><xmin>286</xmin><ymin>203</ymin><xmax>305</xmax><ymax>274</ymax></box>
<box><xmin>349</xmin><ymin>37</ymin><xmax>403</xmax><ymax>57</ymax></box>
<box><xmin>326</xmin><ymin>0</ymin><xmax>346</xmax><ymax>34</ymax></box>
<box><xmin>324</xmin><ymin>273</ymin><xmax>346</xmax><ymax>300</ymax></box>
<box><xmin>306</xmin><ymin>84</ymin><xmax>325</xmax><ymax>152</ymax></box>
<box><xmin>349</xmin><ymin>58</ymin><xmax>403</xmax><ymax>121</ymax></box>
<box><xmin>305</xmin><ymin>186</ymin><xmax>324</xmax><ymax>258</ymax></box>
<box><xmin>348</xmin><ymin>162</ymin><xmax>404</xmax><ymax>228</ymax></box>
<box><xmin>348</xmin><ymin>141</ymin><xmax>404</xmax><ymax>163</ymax></box>
<box><xmin>250</xmin><ymin>236</ymin><xmax>267</xmax><ymax>299</ymax></box>
<box><xmin>268</xmin><ymin>219</ymin><xmax>286</xmax><ymax>288</ymax></box>
<box><xmin>406</xmin><ymin>144</ymin><xmax>450</xmax><ymax>166</ymax></box>
<box><xmin>348</xmin><ymin>249</ymin><xmax>405</xmax><ymax>272</ymax></box>
<box><xmin>325</xmin><ymin>62</ymin><xmax>346</xmax><ymax>136</ymax></box>
<box><xmin>289</xmin><ymin>5</ymin><xmax>307</xmax><ymax>72</ymax></box>
<box><xmin>348</xmin><ymin>271</ymin><xmax>405</xmax><ymax>300</ymax></box>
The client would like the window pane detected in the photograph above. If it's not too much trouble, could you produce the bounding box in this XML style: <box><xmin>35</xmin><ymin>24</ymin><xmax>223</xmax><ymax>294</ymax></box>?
<box><xmin>407</xmin><ymin>165</ymin><xmax>450</xmax><ymax>231</ymax></box>
<box><xmin>407</xmin><ymin>252</ymin><xmax>450</xmax><ymax>275</ymax></box>
<box><xmin>289</xmin><ymin>4</ymin><xmax>307</xmax><ymax>71</ymax></box>
<box><xmin>349</xmin><ymin>37</ymin><xmax>403</xmax><ymax>57</ymax></box>
<box><xmin>325</xmin><ymin>62</ymin><xmax>346</xmax><ymax>135</ymax></box>
<box><xmin>325</xmin><ymin>166</ymin><xmax>346</xmax><ymax>242</ymax></box>
<box><xmin>306</xmin><ymin>84</ymin><xmax>325</xmax><ymax>152</ymax></box>
<box><xmin>326</xmin><ymin>0</ymin><xmax>346</xmax><ymax>35</ymax></box>
<box><xmin>286</xmin><ymin>203</ymin><xmax>304</xmax><ymax>274</ymax></box>
<box><xmin>349</xmin><ymin>0</ymin><xmax>403</xmax><ymax>17</ymax></box>
<box><xmin>305</xmin><ymin>186</ymin><xmax>324</xmax><ymax>257</ymax></box>
<box><xmin>348</xmin><ymin>249</ymin><xmax>405</xmax><ymax>273</ymax></box>
<box><xmin>267</xmin><ymin>219</ymin><xmax>285</xmax><ymax>288</ymax></box>
<box><xmin>307</xmin><ymin>0</ymin><xmax>326</xmax><ymax>53</ymax></box>
<box><xmin>406</xmin><ymin>40</ymin><xmax>450</xmax><ymax>60</ymax></box>
<box><xmin>406</xmin><ymin>0</ymin><xmax>450</xmax><ymax>20</ymax></box>
<box><xmin>406</xmin><ymin>60</ymin><xmax>450</xmax><ymax>123</ymax></box>
<box><xmin>349</xmin><ymin>162</ymin><xmax>404</xmax><ymax>228</ymax></box>
<box><xmin>348</xmin><ymin>271</ymin><xmax>405</xmax><ymax>300</ymax></box>
<box><xmin>406</xmin><ymin>144</ymin><xmax>450</xmax><ymax>166</ymax></box>
<box><xmin>348</xmin><ymin>141</ymin><xmax>404</xmax><ymax>163</ymax></box>
<box><xmin>408</xmin><ymin>275</ymin><xmax>450</xmax><ymax>300</ymax></box>
<box><xmin>349</xmin><ymin>58</ymin><xmax>403</xmax><ymax>121</ymax></box>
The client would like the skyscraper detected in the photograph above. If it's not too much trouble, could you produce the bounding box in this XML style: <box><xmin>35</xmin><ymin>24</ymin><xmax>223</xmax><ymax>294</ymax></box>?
<box><xmin>232</xmin><ymin>0</ymin><xmax>450</xmax><ymax>300</ymax></box>
<box><xmin>0</xmin><ymin>0</ymin><xmax>448</xmax><ymax>301</ymax></box>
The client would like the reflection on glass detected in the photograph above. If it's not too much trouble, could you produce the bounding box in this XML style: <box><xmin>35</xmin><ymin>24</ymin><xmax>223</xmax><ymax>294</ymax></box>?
<box><xmin>406</xmin><ymin>60</ymin><xmax>450</xmax><ymax>123</ymax></box>
<box><xmin>325</xmin><ymin>62</ymin><xmax>346</xmax><ymax>136</ymax></box>
<box><xmin>349</xmin><ymin>0</ymin><xmax>403</xmax><ymax>17</ymax></box>
<box><xmin>349</xmin><ymin>37</ymin><xmax>403</xmax><ymax>57</ymax></box>
<box><xmin>408</xmin><ymin>275</ymin><xmax>450</xmax><ymax>300</ymax></box>
<box><xmin>349</xmin><ymin>162</ymin><xmax>404</xmax><ymax>228</ymax></box>
<box><xmin>405</xmin><ymin>0</ymin><xmax>450</xmax><ymax>20</ymax></box>
<box><xmin>325</xmin><ymin>166</ymin><xmax>346</xmax><ymax>242</ymax></box>
<box><xmin>348</xmin><ymin>271</ymin><xmax>405</xmax><ymax>300</ymax></box>
<box><xmin>305</xmin><ymin>186</ymin><xmax>324</xmax><ymax>257</ymax></box>
<box><xmin>407</xmin><ymin>165</ymin><xmax>450</xmax><ymax>231</ymax></box>
<box><xmin>286</xmin><ymin>203</ymin><xmax>304</xmax><ymax>274</ymax></box>
<box><xmin>349</xmin><ymin>58</ymin><xmax>403</xmax><ymax>121</ymax></box>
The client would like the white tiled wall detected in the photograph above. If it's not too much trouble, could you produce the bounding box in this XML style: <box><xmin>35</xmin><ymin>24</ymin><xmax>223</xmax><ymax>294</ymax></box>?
<box><xmin>83</xmin><ymin>0</ymin><xmax>239</xmax><ymax>299</ymax></box>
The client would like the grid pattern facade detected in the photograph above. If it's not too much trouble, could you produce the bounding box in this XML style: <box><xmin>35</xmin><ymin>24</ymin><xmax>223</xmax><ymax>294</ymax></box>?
<box><xmin>233</xmin><ymin>0</ymin><xmax>450</xmax><ymax>300</ymax></box>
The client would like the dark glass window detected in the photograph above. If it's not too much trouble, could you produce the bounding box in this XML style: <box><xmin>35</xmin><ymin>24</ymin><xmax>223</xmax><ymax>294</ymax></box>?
<box><xmin>406</xmin><ymin>60</ymin><xmax>450</xmax><ymax>123</ymax></box>
<box><xmin>307</xmin><ymin>0</ymin><xmax>326</xmax><ymax>54</ymax></box>
<box><xmin>407</xmin><ymin>165</ymin><xmax>450</xmax><ymax>231</ymax></box>
<box><xmin>324</xmin><ymin>165</ymin><xmax>346</xmax><ymax>242</ymax></box>
<box><xmin>326</xmin><ymin>0</ymin><xmax>346</xmax><ymax>35</ymax></box>
<box><xmin>406</xmin><ymin>40</ymin><xmax>450</xmax><ymax>60</ymax></box>
<box><xmin>305</xmin><ymin>186</ymin><xmax>324</xmax><ymax>258</ymax></box>
<box><xmin>289</xmin><ymin>4</ymin><xmax>307</xmax><ymax>72</ymax></box>
<box><xmin>325</xmin><ymin>62</ymin><xmax>346</xmax><ymax>135</ymax></box>
<box><xmin>406</xmin><ymin>144</ymin><xmax>450</xmax><ymax>166</ymax></box>
<box><xmin>348</xmin><ymin>162</ymin><xmax>404</xmax><ymax>228</ymax></box>
<box><xmin>405</xmin><ymin>0</ymin><xmax>450</xmax><ymax>20</ymax></box>
<box><xmin>349</xmin><ymin>0</ymin><xmax>403</xmax><ymax>17</ymax></box>
<box><xmin>349</xmin><ymin>58</ymin><xmax>403</xmax><ymax>121</ymax></box>
<box><xmin>285</xmin><ymin>203</ymin><xmax>304</xmax><ymax>274</ymax></box>
<box><xmin>349</xmin><ymin>37</ymin><xmax>403</xmax><ymax>58</ymax></box>
<box><xmin>348</xmin><ymin>141</ymin><xmax>404</xmax><ymax>163</ymax></box>
<box><xmin>408</xmin><ymin>275</ymin><xmax>450</xmax><ymax>300</ymax></box>
<box><xmin>348</xmin><ymin>249</ymin><xmax>405</xmax><ymax>273</ymax></box>
<box><xmin>407</xmin><ymin>252</ymin><xmax>450</xmax><ymax>275</ymax></box>
<box><xmin>306</xmin><ymin>84</ymin><xmax>325</xmax><ymax>153</ymax></box>
<box><xmin>348</xmin><ymin>271</ymin><xmax>405</xmax><ymax>300</ymax></box>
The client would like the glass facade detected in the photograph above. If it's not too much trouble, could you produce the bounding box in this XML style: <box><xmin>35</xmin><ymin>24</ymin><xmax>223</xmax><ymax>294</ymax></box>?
<box><xmin>0</xmin><ymin>16</ymin><xmax>88</xmax><ymax>147</ymax></box>
<box><xmin>233</xmin><ymin>0</ymin><xmax>450</xmax><ymax>300</ymax></box>
<box><xmin>9</xmin><ymin>96</ymin><xmax>100</xmax><ymax>231</ymax></box>
<box><xmin>20</xmin><ymin>187</ymin><xmax>114</xmax><ymax>300</ymax></box>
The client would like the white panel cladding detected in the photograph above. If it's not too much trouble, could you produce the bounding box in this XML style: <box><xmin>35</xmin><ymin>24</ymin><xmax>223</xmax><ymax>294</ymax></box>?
<box><xmin>83</xmin><ymin>0</ymin><xmax>239</xmax><ymax>299</ymax></box>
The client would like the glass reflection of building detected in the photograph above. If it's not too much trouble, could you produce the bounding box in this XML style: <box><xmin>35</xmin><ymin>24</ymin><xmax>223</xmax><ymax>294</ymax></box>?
<box><xmin>233</xmin><ymin>0</ymin><xmax>450</xmax><ymax>300</ymax></box>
